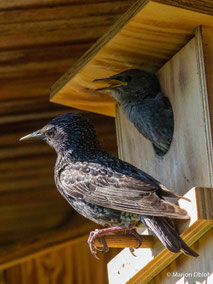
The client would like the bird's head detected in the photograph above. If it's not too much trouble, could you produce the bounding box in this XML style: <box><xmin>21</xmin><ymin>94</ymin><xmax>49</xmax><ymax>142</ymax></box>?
<box><xmin>94</xmin><ymin>69</ymin><xmax>160</xmax><ymax>105</ymax></box>
<box><xmin>20</xmin><ymin>113</ymin><xmax>100</xmax><ymax>156</ymax></box>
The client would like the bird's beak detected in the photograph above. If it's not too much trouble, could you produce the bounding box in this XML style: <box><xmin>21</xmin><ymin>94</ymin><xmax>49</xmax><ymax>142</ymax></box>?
<box><xmin>93</xmin><ymin>77</ymin><xmax>127</xmax><ymax>91</ymax></box>
<box><xmin>19</xmin><ymin>130</ymin><xmax>45</xmax><ymax>141</ymax></box>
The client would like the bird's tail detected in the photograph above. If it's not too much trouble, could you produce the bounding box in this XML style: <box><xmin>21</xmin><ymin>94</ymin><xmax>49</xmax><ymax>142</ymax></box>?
<box><xmin>141</xmin><ymin>216</ymin><xmax>199</xmax><ymax>257</ymax></box>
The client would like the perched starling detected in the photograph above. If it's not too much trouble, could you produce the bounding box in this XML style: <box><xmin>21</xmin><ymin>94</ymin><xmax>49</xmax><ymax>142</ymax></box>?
<box><xmin>20</xmin><ymin>113</ymin><xmax>198</xmax><ymax>258</ymax></box>
<box><xmin>94</xmin><ymin>69</ymin><xmax>174</xmax><ymax>156</ymax></box>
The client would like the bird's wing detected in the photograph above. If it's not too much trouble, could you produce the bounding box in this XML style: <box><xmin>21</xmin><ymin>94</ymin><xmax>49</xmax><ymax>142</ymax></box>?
<box><xmin>59</xmin><ymin>162</ymin><xmax>188</xmax><ymax>219</ymax></box>
<box><xmin>131</xmin><ymin>96</ymin><xmax>173</xmax><ymax>152</ymax></box>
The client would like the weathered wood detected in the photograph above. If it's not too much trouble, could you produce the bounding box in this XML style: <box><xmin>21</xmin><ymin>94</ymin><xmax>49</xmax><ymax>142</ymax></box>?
<box><xmin>202</xmin><ymin>27</ymin><xmax>213</xmax><ymax>161</ymax></box>
<box><xmin>116</xmin><ymin>34</ymin><xmax>213</xmax><ymax>195</ymax></box>
<box><xmin>108</xmin><ymin>187</ymin><xmax>213</xmax><ymax>284</ymax></box>
<box><xmin>50</xmin><ymin>0</ymin><xmax>213</xmax><ymax>116</ymax></box>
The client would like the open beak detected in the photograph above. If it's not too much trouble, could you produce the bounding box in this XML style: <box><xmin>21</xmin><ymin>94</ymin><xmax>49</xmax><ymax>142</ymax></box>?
<box><xmin>93</xmin><ymin>77</ymin><xmax>127</xmax><ymax>91</ymax></box>
<box><xmin>19</xmin><ymin>130</ymin><xmax>44</xmax><ymax>141</ymax></box>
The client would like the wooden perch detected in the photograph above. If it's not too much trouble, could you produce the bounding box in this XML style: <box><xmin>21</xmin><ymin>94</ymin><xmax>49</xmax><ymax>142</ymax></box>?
<box><xmin>108</xmin><ymin>187</ymin><xmax>213</xmax><ymax>284</ymax></box>
<box><xmin>94</xmin><ymin>235</ymin><xmax>156</xmax><ymax>249</ymax></box>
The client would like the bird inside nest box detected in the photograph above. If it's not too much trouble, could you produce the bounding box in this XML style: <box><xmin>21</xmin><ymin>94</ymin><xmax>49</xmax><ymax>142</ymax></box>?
<box><xmin>115</xmin><ymin>34</ymin><xmax>213</xmax><ymax>197</ymax></box>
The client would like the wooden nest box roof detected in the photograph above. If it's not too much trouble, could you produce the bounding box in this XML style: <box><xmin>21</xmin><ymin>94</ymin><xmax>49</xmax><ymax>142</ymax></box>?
<box><xmin>50</xmin><ymin>0</ymin><xmax>213</xmax><ymax>117</ymax></box>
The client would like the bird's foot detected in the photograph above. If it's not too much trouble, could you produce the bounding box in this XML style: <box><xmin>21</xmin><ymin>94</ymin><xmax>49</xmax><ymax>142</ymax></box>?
<box><xmin>88</xmin><ymin>230</ymin><xmax>109</xmax><ymax>260</ymax></box>
<box><xmin>125</xmin><ymin>229</ymin><xmax>142</xmax><ymax>256</ymax></box>
<box><xmin>88</xmin><ymin>225</ymin><xmax>126</xmax><ymax>259</ymax></box>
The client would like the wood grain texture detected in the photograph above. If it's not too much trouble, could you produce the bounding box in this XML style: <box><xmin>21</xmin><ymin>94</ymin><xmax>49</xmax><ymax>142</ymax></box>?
<box><xmin>154</xmin><ymin>0</ymin><xmax>213</xmax><ymax>15</ymax></box>
<box><xmin>0</xmin><ymin>1</ymin><xmax>131</xmax><ymax>50</ymax></box>
<box><xmin>202</xmin><ymin>27</ymin><xmax>213</xmax><ymax>187</ymax></box>
<box><xmin>3</xmin><ymin>239</ymin><xmax>120</xmax><ymax>284</ymax></box>
<box><xmin>51</xmin><ymin>0</ymin><xmax>150</xmax><ymax>116</ymax></box>
<box><xmin>108</xmin><ymin>187</ymin><xmax>213</xmax><ymax>284</ymax></box>
<box><xmin>150</xmin><ymin>229</ymin><xmax>213</xmax><ymax>284</ymax></box>
<box><xmin>116</xmin><ymin>35</ymin><xmax>213</xmax><ymax>195</ymax></box>
<box><xmin>0</xmin><ymin>0</ymin><xmax>132</xmax><ymax>101</ymax></box>
<box><xmin>95</xmin><ymin>234</ymin><xmax>156</xmax><ymax>249</ymax></box>
<box><xmin>50</xmin><ymin>0</ymin><xmax>213</xmax><ymax>116</ymax></box>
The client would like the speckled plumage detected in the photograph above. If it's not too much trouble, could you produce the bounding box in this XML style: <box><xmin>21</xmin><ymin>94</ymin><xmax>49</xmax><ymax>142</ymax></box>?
<box><xmin>21</xmin><ymin>113</ymin><xmax>198</xmax><ymax>257</ymax></box>
<box><xmin>95</xmin><ymin>69</ymin><xmax>174</xmax><ymax>156</ymax></box>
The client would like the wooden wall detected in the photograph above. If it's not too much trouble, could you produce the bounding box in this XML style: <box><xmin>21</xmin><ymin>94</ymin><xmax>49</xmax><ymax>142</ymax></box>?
<box><xmin>0</xmin><ymin>0</ymin><xmax>133</xmax><ymax>282</ymax></box>
<box><xmin>1</xmin><ymin>241</ymin><xmax>120</xmax><ymax>284</ymax></box>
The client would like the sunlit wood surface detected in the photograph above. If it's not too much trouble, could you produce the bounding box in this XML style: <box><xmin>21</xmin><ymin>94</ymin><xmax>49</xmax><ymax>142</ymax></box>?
<box><xmin>50</xmin><ymin>0</ymin><xmax>213</xmax><ymax>116</ymax></box>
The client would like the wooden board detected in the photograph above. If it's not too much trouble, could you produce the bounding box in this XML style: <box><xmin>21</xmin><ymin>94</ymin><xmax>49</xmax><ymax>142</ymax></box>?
<box><xmin>50</xmin><ymin>0</ymin><xmax>213</xmax><ymax>116</ymax></box>
<box><xmin>3</xmin><ymin>237</ymin><xmax>120</xmax><ymax>284</ymax></box>
<box><xmin>116</xmin><ymin>34</ymin><xmax>213</xmax><ymax>195</ymax></box>
<box><xmin>202</xmin><ymin>27</ymin><xmax>213</xmax><ymax>155</ymax></box>
<box><xmin>154</xmin><ymin>0</ymin><xmax>213</xmax><ymax>15</ymax></box>
<box><xmin>0</xmin><ymin>0</ymin><xmax>132</xmax><ymax>102</ymax></box>
<box><xmin>150</xmin><ymin>229</ymin><xmax>213</xmax><ymax>284</ymax></box>
<box><xmin>107</xmin><ymin>187</ymin><xmax>213</xmax><ymax>284</ymax></box>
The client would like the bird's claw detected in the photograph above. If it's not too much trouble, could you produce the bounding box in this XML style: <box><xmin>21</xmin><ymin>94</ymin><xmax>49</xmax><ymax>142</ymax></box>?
<box><xmin>88</xmin><ymin>229</ymin><xmax>109</xmax><ymax>259</ymax></box>
<box><xmin>129</xmin><ymin>248</ymin><xmax>137</xmax><ymax>257</ymax></box>
<box><xmin>126</xmin><ymin>229</ymin><xmax>142</xmax><ymax>256</ymax></box>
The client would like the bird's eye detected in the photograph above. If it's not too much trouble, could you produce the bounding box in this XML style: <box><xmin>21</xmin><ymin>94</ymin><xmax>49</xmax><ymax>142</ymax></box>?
<box><xmin>46</xmin><ymin>128</ymin><xmax>56</xmax><ymax>138</ymax></box>
<box><xmin>125</xmin><ymin>75</ymin><xmax>132</xmax><ymax>83</ymax></box>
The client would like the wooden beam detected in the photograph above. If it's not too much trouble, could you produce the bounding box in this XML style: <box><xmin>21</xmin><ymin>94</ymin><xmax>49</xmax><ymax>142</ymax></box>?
<box><xmin>108</xmin><ymin>187</ymin><xmax>213</xmax><ymax>284</ymax></box>
<box><xmin>50</xmin><ymin>0</ymin><xmax>213</xmax><ymax>116</ymax></box>
<box><xmin>202</xmin><ymin>27</ymin><xmax>213</xmax><ymax>156</ymax></box>
<box><xmin>0</xmin><ymin>0</ymin><xmax>212</xmax><ymax>15</ymax></box>
<box><xmin>154</xmin><ymin>0</ymin><xmax>213</xmax><ymax>15</ymax></box>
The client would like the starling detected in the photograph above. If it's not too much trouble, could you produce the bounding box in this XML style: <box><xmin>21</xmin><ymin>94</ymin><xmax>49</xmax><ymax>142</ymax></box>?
<box><xmin>94</xmin><ymin>69</ymin><xmax>174</xmax><ymax>156</ymax></box>
<box><xmin>20</xmin><ymin>113</ymin><xmax>198</xmax><ymax>258</ymax></box>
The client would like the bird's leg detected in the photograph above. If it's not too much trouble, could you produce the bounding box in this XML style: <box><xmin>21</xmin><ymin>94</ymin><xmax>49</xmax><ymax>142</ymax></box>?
<box><xmin>125</xmin><ymin>229</ymin><xmax>142</xmax><ymax>256</ymax></box>
<box><xmin>88</xmin><ymin>225</ymin><xmax>127</xmax><ymax>259</ymax></box>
